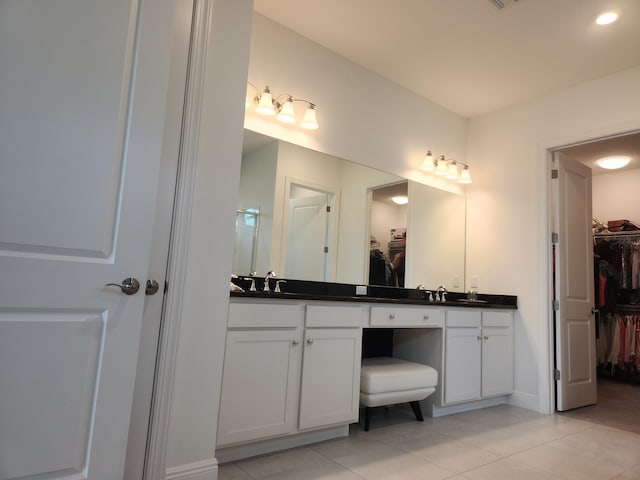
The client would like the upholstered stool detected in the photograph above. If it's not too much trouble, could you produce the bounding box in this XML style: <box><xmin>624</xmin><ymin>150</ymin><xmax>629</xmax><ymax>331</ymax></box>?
<box><xmin>360</xmin><ymin>357</ymin><xmax>438</xmax><ymax>431</ymax></box>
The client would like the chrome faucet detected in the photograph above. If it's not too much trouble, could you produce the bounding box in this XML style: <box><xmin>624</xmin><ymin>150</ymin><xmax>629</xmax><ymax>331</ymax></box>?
<box><xmin>416</xmin><ymin>284</ymin><xmax>433</xmax><ymax>302</ymax></box>
<box><xmin>263</xmin><ymin>271</ymin><xmax>277</xmax><ymax>292</ymax></box>
<box><xmin>436</xmin><ymin>285</ymin><xmax>448</xmax><ymax>302</ymax></box>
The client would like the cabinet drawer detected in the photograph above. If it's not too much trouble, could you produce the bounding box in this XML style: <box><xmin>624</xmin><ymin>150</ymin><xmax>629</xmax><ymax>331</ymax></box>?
<box><xmin>306</xmin><ymin>304</ymin><xmax>364</xmax><ymax>327</ymax></box>
<box><xmin>370</xmin><ymin>306</ymin><xmax>444</xmax><ymax>327</ymax></box>
<box><xmin>445</xmin><ymin>309</ymin><xmax>481</xmax><ymax>327</ymax></box>
<box><xmin>482</xmin><ymin>310</ymin><xmax>513</xmax><ymax>327</ymax></box>
<box><xmin>228</xmin><ymin>301</ymin><xmax>303</xmax><ymax>328</ymax></box>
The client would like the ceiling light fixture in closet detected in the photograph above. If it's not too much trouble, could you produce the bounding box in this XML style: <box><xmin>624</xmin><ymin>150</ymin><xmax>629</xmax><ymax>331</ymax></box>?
<box><xmin>420</xmin><ymin>150</ymin><xmax>472</xmax><ymax>184</ymax></box>
<box><xmin>596</xmin><ymin>155</ymin><xmax>630</xmax><ymax>170</ymax></box>
<box><xmin>596</xmin><ymin>11</ymin><xmax>618</xmax><ymax>25</ymax></box>
<box><xmin>246</xmin><ymin>82</ymin><xmax>319</xmax><ymax>130</ymax></box>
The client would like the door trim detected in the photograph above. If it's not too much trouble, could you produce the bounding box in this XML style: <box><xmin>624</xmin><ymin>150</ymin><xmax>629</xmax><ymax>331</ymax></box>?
<box><xmin>143</xmin><ymin>0</ymin><xmax>209</xmax><ymax>477</ymax></box>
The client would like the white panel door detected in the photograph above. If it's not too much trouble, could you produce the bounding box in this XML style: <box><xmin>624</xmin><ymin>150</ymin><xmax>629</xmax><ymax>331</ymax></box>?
<box><xmin>285</xmin><ymin>194</ymin><xmax>330</xmax><ymax>281</ymax></box>
<box><xmin>0</xmin><ymin>1</ymin><xmax>175</xmax><ymax>479</ymax></box>
<box><xmin>553</xmin><ymin>151</ymin><xmax>597</xmax><ymax>411</ymax></box>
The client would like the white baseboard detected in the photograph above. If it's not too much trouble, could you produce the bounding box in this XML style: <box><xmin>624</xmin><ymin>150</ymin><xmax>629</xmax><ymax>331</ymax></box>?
<box><xmin>216</xmin><ymin>425</ymin><xmax>349</xmax><ymax>464</ymax></box>
<box><xmin>165</xmin><ymin>458</ymin><xmax>218</xmax><ymax>480</ymax></box>
<box><xmin>507</xmin><ymin>390</ymin><xmax>545</xmax><ymax>413</ymax></box>
<box><xmin>430</xmin><ymin>396</ymin><xmax>507</xmax><ymax>417</ymax></box>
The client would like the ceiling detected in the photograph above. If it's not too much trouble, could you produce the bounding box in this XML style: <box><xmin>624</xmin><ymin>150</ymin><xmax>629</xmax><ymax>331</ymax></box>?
<box><xmin>253</xmin><ymin>0</ymin><xmax>640</xmax><ymax>119</ymax></box>
<box><xmin>252</xmin><ymin>0</ymin><xmax>640</xmax><ymax>173</ymax></box>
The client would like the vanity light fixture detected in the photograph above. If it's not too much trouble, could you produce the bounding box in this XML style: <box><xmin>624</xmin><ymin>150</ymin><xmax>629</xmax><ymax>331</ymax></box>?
<box><xmin>446</xmin><ymin>160</ymin><xmax>459</xmax><ymax>180</ymax></box>
<box><xmin>421</xmin><ymin>150</ymin><xmax>472</xmax><ymax>184</ymax></box>
<box><xmin>247</xmin><ymin>82</ymin><xmax>319</xmax><ymax>130</ymax></box>
<box><xmin>434</xmin><ymin>155</ymin><xmax>449</xmax><ymax>176</ymax></box>
<box><xmin>392</xmin><ymin>195</ymin><xmax>409</xmax><ymax>205</ymax></box>
<box><xmin>420</xmin><ymin>150</ymin><xmax>436</xmax><ymax>171</ymax></box>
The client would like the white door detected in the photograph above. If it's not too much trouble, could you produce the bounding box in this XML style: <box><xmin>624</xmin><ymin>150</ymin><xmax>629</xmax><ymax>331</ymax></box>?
<box><xmin>285</xmin><ymin>193</ymin><xmax>331</xmax><ymax>281</ymax></box>
<box><xmin>553</xmin><ymin>151</ymin><xmax>597</xmax><ymax>411</ymax></box>
<box><xmin>0</xmin><ymin>1</ymin><xmax>175</xmax><ymax>479</ymax></box>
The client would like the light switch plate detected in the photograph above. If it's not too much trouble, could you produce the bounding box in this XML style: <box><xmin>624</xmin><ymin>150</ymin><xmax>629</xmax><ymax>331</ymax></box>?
<box><xmin>471</xmin><ymin>276</ymin><xmax>479</xmax><ymax>289</ymax></box>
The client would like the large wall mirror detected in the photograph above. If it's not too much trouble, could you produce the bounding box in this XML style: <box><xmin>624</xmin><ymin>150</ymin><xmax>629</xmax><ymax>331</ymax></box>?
<box><xmin>234</xmin><ymin>130</ymin><xmax>466</xmax><ymax>291</ymax></box>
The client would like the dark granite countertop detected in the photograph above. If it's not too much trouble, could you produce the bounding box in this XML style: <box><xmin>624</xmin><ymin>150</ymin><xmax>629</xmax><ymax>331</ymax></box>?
<box><xmin>230</xmin><ymin>278</ymin><xmax>517</xmax><ymax>310</ymax></box>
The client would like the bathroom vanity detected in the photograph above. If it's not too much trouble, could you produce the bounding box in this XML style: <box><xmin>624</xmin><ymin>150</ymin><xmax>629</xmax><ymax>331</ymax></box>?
<box><xmin>217</xmin><ymin>280</ymin><xmax>516</xmax><ymax>462</ymax></box>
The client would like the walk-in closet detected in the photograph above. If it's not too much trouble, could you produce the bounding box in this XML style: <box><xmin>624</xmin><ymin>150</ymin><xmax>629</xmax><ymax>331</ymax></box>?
<box><xmin>558</xmin><ymin>132</ymin><xmax>640</xmax><ymax>433</ymax></box>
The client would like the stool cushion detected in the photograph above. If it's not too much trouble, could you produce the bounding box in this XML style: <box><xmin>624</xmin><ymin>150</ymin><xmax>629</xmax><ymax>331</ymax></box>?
<box><xmin>360</xmin><ymin>357</ymin><xmax>438</xmax><ymax>394</ymax></box>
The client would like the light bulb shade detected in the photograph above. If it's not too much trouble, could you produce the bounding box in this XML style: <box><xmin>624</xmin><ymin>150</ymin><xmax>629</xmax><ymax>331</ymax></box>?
<box><xmin>256</xmin><ymin>87</ymin><xmax>276</xmax><ymax>115</ymax></box>
<box><xmin>434</xmin><ymin>156</ymin><xmax>448</xmax><ymax>176</ymax></box>
<box><xmin>277</xmin><ymin>97</ymin><xmax>296</xmax><ymax>123</ymax></box>
<box><xmin>458</xmin><ymin>167</ymin><xmax>472</xmax><ymax>184</ymax></box>
<box><xmin>420</xmin><ymin>151</ymin><xmax>435</xmax><ymax>171</ymax></box>
<box><xmin>446</xmin><ymin>162</ymin><xmax>459</xmax><ymax>179</ymax></box>
<box><xmin>300</xmin><ymin>105</ymin><xmax>319</xmax><ymax>129</ymax></box>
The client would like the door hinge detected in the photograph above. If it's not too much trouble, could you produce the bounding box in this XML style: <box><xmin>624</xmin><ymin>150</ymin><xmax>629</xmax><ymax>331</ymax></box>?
<box><xmin>553</xmin><ymin>299</ymin><xmax>559</xmax><ymax>310</ymax></box>
<box><xmin>551</xmin><ymin>169</ymin><xmax>558</xmax><ymax>179</ymax></box>
<box><xmin>324</xmin><ymin>246</ymin><xmax>329</xmax><ymax>253</ymax></box>
<box><xmin>326</xmin><ymin>205</ymin><xmax>331</xmax><ymax>213</ymax></box>
<box><xmin>552</xmin><ymin>232</ymin><xmax>559</xmax><ymax>244</ymax></box>
<box><xmin>554</xmin><ymin>369</ymin><xmax>560</xmax><ymax>381</ymax></box>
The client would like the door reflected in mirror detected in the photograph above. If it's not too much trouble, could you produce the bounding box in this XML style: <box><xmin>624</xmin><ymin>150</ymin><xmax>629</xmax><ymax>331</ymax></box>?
<box><xmin>234</xmin><ymin>129</ymin><xmax>466</xmax><ymax>290</ymax></box>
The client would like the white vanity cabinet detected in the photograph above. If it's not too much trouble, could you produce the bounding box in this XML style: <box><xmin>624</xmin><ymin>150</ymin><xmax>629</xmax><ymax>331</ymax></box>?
<box><xmin>298</xmin><ymin>305</ymin><xmax>363</xmax><ymax>430</ymax></box>
<box><xmin>444</xmin><ymin>309</ymin><xmax>513</xmax><ymax>404</ymax></box>
<box><xmin>218</xmin><ymin>301</ymin><xmax>364</xmax><ymax>448</ymax></box>
<box><xmin>217</xmin><ymin>302</ymin><xmax>303</xmax><ymax>446</ymax></box>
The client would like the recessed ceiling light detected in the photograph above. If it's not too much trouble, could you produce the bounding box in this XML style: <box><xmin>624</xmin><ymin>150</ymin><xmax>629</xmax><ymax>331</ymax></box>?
<box><xmin>596</xmin><ymin>11</ymin><xmax>618</xmax><ymax>25</ymax></box>
<box><xmin>596</xmin><ymin>155</ymin><xmax>630</xmax><ymax>170</ymax></box>
<box><xmin>392</xmin><ymin>195</ymin><xmax>409</xmax><ymax>205</ymax></box>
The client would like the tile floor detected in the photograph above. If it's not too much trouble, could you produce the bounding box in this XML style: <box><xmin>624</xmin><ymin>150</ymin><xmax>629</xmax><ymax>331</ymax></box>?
<box><xmin>219</xmin><ymin>379</ymin><xmax>640</xmax><ymax>480</ymax></box>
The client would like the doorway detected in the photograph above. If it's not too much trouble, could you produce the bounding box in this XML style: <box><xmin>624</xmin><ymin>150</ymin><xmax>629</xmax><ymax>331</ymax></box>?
<box><xmin>550</xmin><ymin>130</ymin><xmax>640</xmax><ymax>431</ymax></box>
<box><xmin>367</xmin><ymin>181</ymin><xmax>408</xmax><ymax>287</ymax></box>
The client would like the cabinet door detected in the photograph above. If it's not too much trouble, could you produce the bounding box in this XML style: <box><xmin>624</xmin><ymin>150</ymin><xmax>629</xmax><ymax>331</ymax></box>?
<box><xmin>444</xmin><ymin>327</ymin><xmax>481</xmax><ymax>404</ymax></box>
<box><xmin>481</xmin><ymin>326</ymin><xmax>514</xmax><ymax>397</ymax></box>
<box><xmin>298</xmin><ymin>328</ymin><xmax>362</xmax><ymax>430</ymax></box>
<box><xmin>217</xmin><ymin>329</ymin><xmax>301</xmax><ymax>446</ymax></box>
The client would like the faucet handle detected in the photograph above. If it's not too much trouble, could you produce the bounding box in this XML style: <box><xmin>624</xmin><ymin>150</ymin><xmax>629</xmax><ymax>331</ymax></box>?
<box><xmin>440</xmin><ymin>291</ymin><xmax>447</xmax><ymax>302</ymax></box>
<box><xmin>428</xmin><ymin>291</ymin><xmax>434</xmax><ymax>302</ymax></box>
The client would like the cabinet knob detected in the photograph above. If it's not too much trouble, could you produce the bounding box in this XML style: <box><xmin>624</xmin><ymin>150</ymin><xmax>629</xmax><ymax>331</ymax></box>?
<box><xmin>477</xmin><ymin>336</ymin><xmax>482</xmax><ymax>340</ymax></box>
<box><xmin>423</xmin><ymin>314</ymin><xmax>430</xmax><ymax>320</ymax></box>
<box><xmin>484</xmin><ymin>335</ymin><xmax>489</xmax><ymax>340</ymax></box>
<box><xmin>307</xmin><ymin>339</ymin><xmax>314</xmax><ymax>345</ymax></box>
<box><xmin>388</xmin><ymin>313</ymin><xmax>395</xmax><ymax>320</ymax></box>
<box><xmin>292</xmin><ymin>340</ymin><xmax>299</xmax><ymax>346</ymax></box>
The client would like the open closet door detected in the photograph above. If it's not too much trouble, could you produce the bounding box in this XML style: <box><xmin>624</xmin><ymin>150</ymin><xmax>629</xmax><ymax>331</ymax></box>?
<box><xmin>553</xmin><ymin>151</ymin><xmax>597</xmax><ymax>411</ymax></box>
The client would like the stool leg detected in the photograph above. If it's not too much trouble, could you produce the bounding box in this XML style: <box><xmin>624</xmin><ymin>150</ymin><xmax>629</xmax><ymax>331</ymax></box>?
<box><xmin>409</xmin><ymin>401</ymin><xmax>424</xmax><ymax>422</ymax></box>
<box><xmin>364</xmin><ymin>407</ymin><xmax>371</xmax><ymax>431</ymax></box>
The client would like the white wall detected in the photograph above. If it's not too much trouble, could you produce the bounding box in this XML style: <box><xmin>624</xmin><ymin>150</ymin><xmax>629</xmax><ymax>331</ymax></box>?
<box><xmin>592</xmin><ymin>169</ymin><xmax>640</xmax><ymax>224</ymax></box>
<box><xmin>466</xmin><ymin>66</ymin><xmax>640</xmax><ymax>413</ymax></box>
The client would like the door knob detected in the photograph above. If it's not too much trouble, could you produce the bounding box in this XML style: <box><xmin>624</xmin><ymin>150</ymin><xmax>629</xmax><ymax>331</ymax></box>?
<box><xmin>145</xmin><ymin>279</ymin><xmax>160</xmax><ymax>295</ymax></box>
<box><xmin>106</xmin><ymin>277</ymin><xmax>140</xmax><ymax>295</ymax></box>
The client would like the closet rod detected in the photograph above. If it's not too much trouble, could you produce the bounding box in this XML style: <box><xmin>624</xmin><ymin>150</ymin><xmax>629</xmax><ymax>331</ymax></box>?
<box><xmin>593</xmin><ymin>231</ymin><xmax>640</xmax><ymax>243</ymax></box>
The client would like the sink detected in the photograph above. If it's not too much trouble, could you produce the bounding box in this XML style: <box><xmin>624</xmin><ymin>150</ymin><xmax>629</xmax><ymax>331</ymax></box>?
<box><xmin>456</xmin><ymin>298</ymin><xmax>488</xmax><ymax>304</ymax></box>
